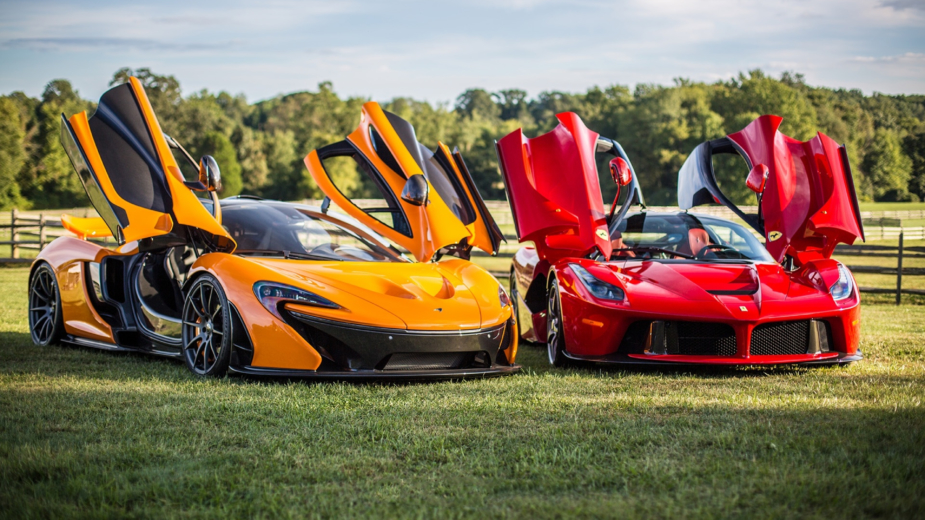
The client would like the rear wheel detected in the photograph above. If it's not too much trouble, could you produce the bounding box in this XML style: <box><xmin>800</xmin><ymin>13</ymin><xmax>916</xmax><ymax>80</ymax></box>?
<box><xmin>29</xmin><ymin>263</ymin><xmax>64</xmax><ymax>346</ymax></box>
<box><xmin>509</xmin><ymin>268</ymin><xmax>520</xmax><ymax>331</ymax></box>
<box><xmin>181</xmin><ymin>275</ymin><xmax>232</xmax><ymax>377</ymax></box>
<box><xmin>546</xmin><ymin>277</ymin><xmax>568</xmax><ymax>367</ymax></box>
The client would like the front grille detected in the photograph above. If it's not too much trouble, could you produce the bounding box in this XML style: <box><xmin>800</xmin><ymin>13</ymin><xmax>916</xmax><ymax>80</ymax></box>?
<box><xmin>382</xmin><ymin>352</ymin><xmax>472</xmax><ymax>371</ymax></box>
<box><xmin>673</xmin><ymin>321</ymin><xmax>737</xmax><ymax>356</ymax></box>
<box><xmin>750</xmin><ymin>320</ymin><xmax>810</xmax><ymax>356</ymax></box>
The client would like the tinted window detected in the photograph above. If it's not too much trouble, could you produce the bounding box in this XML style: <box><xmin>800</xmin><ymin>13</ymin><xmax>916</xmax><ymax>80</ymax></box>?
<box><xmin>223</xmin><ymin>203</ymin><xmax>404</xmax><ymax>262</ymax></box>
<box><xmin>615</xmin><ymin>213</ymin><xmax>773</xmax><ymax>262</ymax></box>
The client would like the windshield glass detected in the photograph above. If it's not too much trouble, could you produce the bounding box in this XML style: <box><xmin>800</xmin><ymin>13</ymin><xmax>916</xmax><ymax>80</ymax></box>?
<box><xmin>222</xmin><ymin>202</ymin><xmax>405</xmax><ymax>262</ymax></box>
<box><xmin>612</xmin><ymin>212</ymin><xmax>774</xmax><ymax>262</ymax></box>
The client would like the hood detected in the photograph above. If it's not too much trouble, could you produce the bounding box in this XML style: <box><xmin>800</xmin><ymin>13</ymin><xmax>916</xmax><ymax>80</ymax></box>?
<box><xmin>250</xmin><ymin>259</ymin><xmax>485</xmax><ymax>330</ymax></box>
<box><xmin>678</xmin><ymin>115</ymin><xmax>864</xmax><ymax>264</ymax></box>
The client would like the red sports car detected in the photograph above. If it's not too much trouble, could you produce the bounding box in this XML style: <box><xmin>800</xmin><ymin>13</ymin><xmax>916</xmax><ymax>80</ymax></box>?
<box><xmin>499</xmin><ymin>113</ymin><xmax>864</xmax><ymax>366</ymax></box>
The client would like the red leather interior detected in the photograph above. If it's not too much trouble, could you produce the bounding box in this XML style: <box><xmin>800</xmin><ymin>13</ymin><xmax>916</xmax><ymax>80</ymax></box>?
<box><xmin>678</xmin><ymin>228</ymin><xmax>711</xmax><ymax>256</ymax></box>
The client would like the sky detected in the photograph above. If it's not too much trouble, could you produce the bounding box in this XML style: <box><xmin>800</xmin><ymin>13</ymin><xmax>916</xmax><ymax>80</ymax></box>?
<box><xmin>1</xmin><ymin>0</ymin><xmax>924</xmax><ymax>104</ymax></box>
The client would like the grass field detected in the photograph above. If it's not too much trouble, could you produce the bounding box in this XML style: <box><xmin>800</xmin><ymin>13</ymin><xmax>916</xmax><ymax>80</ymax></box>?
<box><xmin>1</xmin><ymin>266</ymin><xmax>924</xmax><ymax>518</ymax></box>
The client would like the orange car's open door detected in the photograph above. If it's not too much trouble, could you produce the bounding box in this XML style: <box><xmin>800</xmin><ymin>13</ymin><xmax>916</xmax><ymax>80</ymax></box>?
<box><xmin>304</xmin><ymin>101</ymin><xmax>502</xmax><ymax>262</ymax></box>
<box><xmin>60</xmin><ymin>77</ymin><xmax>234</xmax><ymax>252</ymax></box>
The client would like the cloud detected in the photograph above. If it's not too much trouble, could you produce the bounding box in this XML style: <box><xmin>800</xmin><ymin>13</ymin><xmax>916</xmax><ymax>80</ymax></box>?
<box><xmin>1</xmin><ymin>37</ymin><xmax>235</xmax><ymax>52</ymax></box>
<box><xmin>881</xmin><ymin>0</ymin><xmax>925</xmax><ymax>11</ymax></box>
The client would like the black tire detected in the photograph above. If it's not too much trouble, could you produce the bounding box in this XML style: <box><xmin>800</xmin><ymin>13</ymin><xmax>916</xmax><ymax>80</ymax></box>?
<box><xmin>546</xmin><ymin>277</ymin><xmax>569</xmax><ymax>367</ymax></box>
<box><xmin>181</xmin><ymin>275</ymin><xmax>232</xmax><ymax>377</ymax></box>
<box><xmin>29</xmin><ymin>263</ymin><xmax>64</xmax><ymax>346</ymax></box>
<box><xmin>509</xmin><ymin>268</ymin><xmax>521</xmax><ymax>332</ymax></box>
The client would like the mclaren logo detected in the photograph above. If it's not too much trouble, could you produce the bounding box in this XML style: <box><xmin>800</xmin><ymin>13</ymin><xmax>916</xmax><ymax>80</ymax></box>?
<box><xmin>596</xmin><ymin>229</ymin><xmax>609</xmax><ymax>240</ymax></box>
<box><xmin>768</xmin><ymin>231</ymin><xmax>783</xmax><ymax>242</ymax></box>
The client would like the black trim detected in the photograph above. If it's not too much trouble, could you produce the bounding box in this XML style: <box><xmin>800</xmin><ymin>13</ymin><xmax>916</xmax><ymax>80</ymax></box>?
<box><xmin>839</xmin><ymin>144</ymin><xmax>866</xmax><ymax>242</ymax></box>
<box><xmin>453</xmin><ymin>147</ymin><xmax>505</xmax><ymax>253</ymax></box>
<box><xmin>494</xmin><ymin>139</ymin><xmax>522</xmax><ymax>239</ymax></box>
<box><xmin>228</xmin><ymin>364</ymin><xmax>519</xmax><ymax>380</ymax></box>
<box><xmin>563</xmin><ymin>350</ymin><xmax>862</xmax><ymax>366</ymax></box>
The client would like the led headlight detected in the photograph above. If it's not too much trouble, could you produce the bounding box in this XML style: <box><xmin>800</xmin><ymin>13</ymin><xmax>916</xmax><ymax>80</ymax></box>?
<box><xmin>569</xmin><ymin>263</ymin><xmax>625</xmax><ymax>301</ymax></box>
<box><xmin>829</xmin><ymin>264</ymin><xmax>855</xmax><ymax>301</ymax></box>
<box><xmin>498</xmin><ymin>285</ymin><xmax>511</xmax><ymax>308</ymax></box>
<box><xmin>253</xmin><ymin>281</ymin><xmax>340</xmax><ymax>320</ymax></box>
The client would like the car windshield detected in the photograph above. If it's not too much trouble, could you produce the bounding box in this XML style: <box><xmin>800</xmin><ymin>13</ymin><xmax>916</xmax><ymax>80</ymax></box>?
<box><xmin>222</xmin><ymin>202</ymin><xmax>406</xmax><ymax>262</ymax></box>
<box><xmin>612</xmin><ymin>212</ymin><xmax>775</xmax><ymax>262</ymax></box>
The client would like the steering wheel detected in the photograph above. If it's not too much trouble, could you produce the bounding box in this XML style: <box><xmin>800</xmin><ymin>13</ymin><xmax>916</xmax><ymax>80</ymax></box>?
<box><xmin>695</xmin><ymin>244</ymin><xmax>736</xmax><ymax>259</ymax></box>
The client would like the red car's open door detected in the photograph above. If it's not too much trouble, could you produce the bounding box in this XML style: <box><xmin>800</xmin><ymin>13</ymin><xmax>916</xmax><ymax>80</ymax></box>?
<box><xmin>678</xmin><ymin>115</ymin><xmax>864</xmax><ymax>264</ymax></box>
<box><xmin>497</xmin><ymin>112</ymin><xmax>642</xmax><ymax>261</ymax></box>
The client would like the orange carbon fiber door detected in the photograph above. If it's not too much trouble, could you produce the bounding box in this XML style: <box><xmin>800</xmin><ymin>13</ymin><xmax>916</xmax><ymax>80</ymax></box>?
<box><xmin>304</xmin><ymin>101</ymin><xmax>499</xmax><ymax>262</ymax></box>
<box><xmin>61</xmin><ymin>77</ymin><xmax>233</xmax><ymax>250</ymax></box>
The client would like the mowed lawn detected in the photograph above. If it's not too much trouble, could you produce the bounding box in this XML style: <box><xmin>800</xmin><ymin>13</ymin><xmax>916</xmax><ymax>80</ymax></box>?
<box><xmin>1</xmin><ymin>267</ymin><xmax>923</xmax><ymax>519</ymax></box>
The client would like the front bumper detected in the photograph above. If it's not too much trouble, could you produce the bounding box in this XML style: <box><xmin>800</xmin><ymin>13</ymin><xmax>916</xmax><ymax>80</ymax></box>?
<box><xmin>564</xmin><ymin>350</ymin><xmax>863</xmax><ymax>367</ymax></box>
<box><xmin>237</xmin><ymin>310</ymin><xmax>519</xmax><ymax>379</ymax></box>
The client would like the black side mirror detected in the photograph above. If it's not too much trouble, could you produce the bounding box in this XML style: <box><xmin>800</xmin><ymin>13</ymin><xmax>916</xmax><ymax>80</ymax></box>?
<box><xmin>401</xmin><ymin>174</ymin><xmax>429</xmax><ymax>206</ymax></box>
<box><xmin>198</xmin><ymin>155</ymin><xmax>222</xmax><ymax>192</ymax></box>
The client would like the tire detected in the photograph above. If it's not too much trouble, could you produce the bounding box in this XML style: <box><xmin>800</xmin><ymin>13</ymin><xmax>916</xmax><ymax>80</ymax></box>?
<box><xmin>29</xmin><ymin>263</ymin><xmax>64</xmax><ymax>346</ymax></box>
<box><xmin>509</xmin><ymin>268</ymin><xmax>521</xmax><ymax>332</ymax></box>
<box><xmin>181</xmin><ymin>274</ymin><xmax>232</xmax><ymax>377</ymax></box>
<box><xmin>546</xmin><ymin>277</ymin><xmax>569</xmax><ymax>367</ymax></box>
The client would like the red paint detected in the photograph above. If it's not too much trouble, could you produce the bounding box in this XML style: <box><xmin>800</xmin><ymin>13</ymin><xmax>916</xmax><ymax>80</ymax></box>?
<box><xmin>728</xmin><ymin>115</ymin><xmax>864</xmax><ymax>263</ymax></box>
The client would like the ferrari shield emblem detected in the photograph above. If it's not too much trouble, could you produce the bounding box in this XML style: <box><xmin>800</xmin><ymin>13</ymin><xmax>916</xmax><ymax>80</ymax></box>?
<box><xmin>596</xmin><ymin>229</ymin><xmax>609</xmax><ymax>240</ymax></box>
<box><xmin>768</xmin><ymin>231</ymin><xmax>783</xmax><ymax>242</ymax></box>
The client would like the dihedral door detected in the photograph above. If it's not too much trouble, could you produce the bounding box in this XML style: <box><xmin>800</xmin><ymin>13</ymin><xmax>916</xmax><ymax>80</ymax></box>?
<box><xmin>61</xmin><ymin>77</ymin><xmax>234</xmax><ymax>251</ymax></box>
<box><xmin>304</xmin><ymin>101</ymin><xmax>502</xmax><ymax>262</ymax></box>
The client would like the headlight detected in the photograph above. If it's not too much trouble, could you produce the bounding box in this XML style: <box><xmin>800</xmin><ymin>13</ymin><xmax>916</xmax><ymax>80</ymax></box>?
<box><xmin>569</xmin><ymin>263</ymin><xmax>625</xmax><ymax>301</ymax></box>
<box><xmin>253</xmin><ymin>281</ymin><xmax>340</xmax><ymax>320</ymax></box>
<box><xmin>829</xmin><ymin>264</ymin><xmax>854</xmax><ymax>301</ymax></box>
<box><xmin>498</xmin><ymin>285</ymin><xmax>511</xmax><ymax>308</ymax></box>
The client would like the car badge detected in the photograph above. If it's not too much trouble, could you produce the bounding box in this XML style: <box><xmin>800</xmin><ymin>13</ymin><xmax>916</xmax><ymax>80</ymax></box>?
<box><xmin>434</xmin><ymin>308</ymin><xmax>443</xmax><ymax>312</ymax></box>
<box><xmin>596</xmin><ymin>229</ymin><xmax>609</xmax><ymax>240</ymax></box>
<box><xmin>768</xmin><ymin>231</ymin><xmax>783</xmax><ymax>242</ymax></box>
<box><xmin>739</xmin><ymin>306</ymin><xmax>748</xmax><ymax>312</ymax></box>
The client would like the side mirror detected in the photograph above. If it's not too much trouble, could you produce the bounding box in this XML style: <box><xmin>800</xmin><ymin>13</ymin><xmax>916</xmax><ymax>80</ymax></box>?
<box><xmin>609</xmin><ymin>157</ymin><xmax>632</xmax><ymax>187</ymax></box>
<box><xmin>401</xmin><ymin>174</ymin><xmax>429</xmax><ymax>206</ymax></box>
<box><xmin>198</xmin><ymin>155</ymin><xmax>222</xmax><ymax>192</ymax></box>
<box><xmin>746</xmin><ymin>164</ymin><xmax>769</xmax><ymax>194</ymax></box>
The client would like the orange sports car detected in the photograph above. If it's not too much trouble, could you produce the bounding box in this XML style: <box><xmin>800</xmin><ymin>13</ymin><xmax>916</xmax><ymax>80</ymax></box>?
<box><xmin>30</xmin><ymin>77</ymin><xmax>517</xmax><ymax>379</ymax></box>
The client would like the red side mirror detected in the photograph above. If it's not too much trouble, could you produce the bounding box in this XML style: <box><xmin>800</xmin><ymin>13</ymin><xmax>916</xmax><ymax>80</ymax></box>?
<box><xmin>609</xmin><ymin>157</ymin><xmax>632</xmax><ymax>186</ymax></box>
<box><xmin>746</xmin><ymin>163</ymin><xmax>769</xmax><ymax>193</ymax></box>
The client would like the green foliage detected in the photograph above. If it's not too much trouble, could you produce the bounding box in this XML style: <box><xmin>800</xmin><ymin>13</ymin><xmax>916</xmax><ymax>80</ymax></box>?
<box><xmin>198</xmin><ymin>132</ymin><xmax>242</xmax><ymax>197</ymax></box>
<box><xmin>0</xmin><ymin>97</ymin><xmax>28</xmax><ymax>209</ymax></box>
<box><xmin>863</xmin><ymin>128</ymin><xmax>916</xmax><ymax>202</ymax></box>
<box><xmin>3</xmin><ymin>68</ymin><xmax>924</xmax><ymax>210</ymax></box>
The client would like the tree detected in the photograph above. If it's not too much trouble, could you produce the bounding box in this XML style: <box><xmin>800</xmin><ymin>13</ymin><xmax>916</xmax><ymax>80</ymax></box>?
<box><xmin>199</xmin><ymin>132</ymin><xmax>242</xmax><ymax>197</ymax></box>
<box><xmin>0</xmin><ymin>97</ymin><xmax>28</xmax><ymax>209</ymax></box>
<box><xmin>903</xmin><ymin>132</ymin><xmax>925</xmax><ymax>200</ymax></box>
<box><xmin>862</xmin><ymin>128</ymin><xmax>915</xmax><ymax>201</ymax></box>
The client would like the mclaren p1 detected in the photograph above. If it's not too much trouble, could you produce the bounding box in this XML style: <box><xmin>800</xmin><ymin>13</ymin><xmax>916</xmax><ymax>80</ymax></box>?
<box><xmin>499</xmin><ymin>112</ymin><xmax>863</xmax><ymax>367</ymax></box>
<box><xmin>29</xmin><ymin>77</ymin><xmax>517</xmax><ymax>379</ymax></box>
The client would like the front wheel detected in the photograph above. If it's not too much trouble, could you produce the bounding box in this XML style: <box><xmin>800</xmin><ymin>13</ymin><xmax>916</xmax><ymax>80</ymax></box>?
<box><xmin>546</xmin><ymin>277</ymin><xmax>568</xmax><ymax>367</ymax></box>
<box><xmin>29</xmin><ymin>263</ymin><xmax>64</xmax><ymax>346</ymax></box>
<box><xmin>181</xmin><ymin>275</ymin><xmax>232</xmax><ymax>377</ymax></box>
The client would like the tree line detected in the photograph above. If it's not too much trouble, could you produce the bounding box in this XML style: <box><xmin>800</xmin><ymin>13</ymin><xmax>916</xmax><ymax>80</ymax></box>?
<box><xmin>1</xmin><ymin>67</ymin><xmax>923</xmax><ymax>211</ymax></box>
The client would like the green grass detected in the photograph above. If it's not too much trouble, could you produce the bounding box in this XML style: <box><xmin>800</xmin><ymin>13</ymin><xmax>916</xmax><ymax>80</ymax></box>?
<box><xmin>1</xmin><ymin>267</ymin><xmax>925</xmax><ymax>518</ymax></box>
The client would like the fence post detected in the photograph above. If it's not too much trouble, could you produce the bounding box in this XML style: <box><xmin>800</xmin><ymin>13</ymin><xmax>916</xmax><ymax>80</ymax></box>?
<box><xmin>39</xmin><ymin>213</ymin><xmax>47</xmax><ymax>250</ymax></box>
<box><xmin>10</xmin><ymin>208</ymin><xmax>18</xmax><ymax>259</ymax></box>
<box><xmin>896</xmin><ymin>231</ymin><xmax>904</xmax><ymax>305</ymax></box>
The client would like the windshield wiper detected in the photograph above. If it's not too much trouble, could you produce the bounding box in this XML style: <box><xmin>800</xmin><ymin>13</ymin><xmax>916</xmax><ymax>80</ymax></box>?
<box><xmin>612</xmin><ymin>247</ymin><xmax>694</xmax><ymax>260</ymax></box>
<box><xmin>234</xmin><ymin>249</ymin><xmax>340</xmax><ymax>261</ymax></box>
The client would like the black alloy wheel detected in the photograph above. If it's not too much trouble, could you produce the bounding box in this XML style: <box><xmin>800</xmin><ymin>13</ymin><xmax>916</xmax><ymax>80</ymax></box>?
<box><xmin>181</xmin><ymin>275</ymin><xmax>232</xmax><ymax>377</ymax></box>
<box><xmin>29</xmin><ymin>263</ymin><xmax>64</xmax><ymax>346</ymax></box>
<box><xmin>545</xmin><ymin>277</ymin><xmax>568</xmax><ymax>367</ymax></box>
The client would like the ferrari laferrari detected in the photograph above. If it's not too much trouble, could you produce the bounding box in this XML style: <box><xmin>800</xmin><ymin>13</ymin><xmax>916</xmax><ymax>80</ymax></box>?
<box><xmin>499</xmin><ymin>112</ymin><xmax>864</xmax><ymax>366</ymax></box>
<box><xmin>30</xmin><ymin>77</ymin><xmax>517</xmax><ymax>379</ymax></box>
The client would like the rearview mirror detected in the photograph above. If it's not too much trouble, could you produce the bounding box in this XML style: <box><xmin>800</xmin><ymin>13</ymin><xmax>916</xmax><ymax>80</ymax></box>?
<box><xmin>198</xmin><ymin>155</ymin><xmax>222</xmax><ymax>192</ymax></box>
<box><xmin>400</xmin><ymin>174</ymin><xmax>429</xmax><ymax>206</ymax></box>
<box><xmin>609</xmin><ymin>157</ymin><xmax>632</xmax><ymax>187</ymax></box>
<box><xmin>746</xmin><ymin>163</ymin><xmax>769</xmax><ymax>194</ymax></box>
